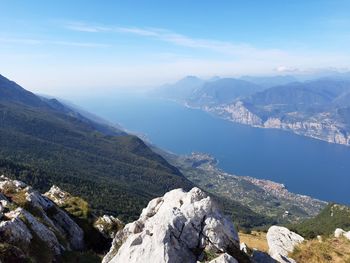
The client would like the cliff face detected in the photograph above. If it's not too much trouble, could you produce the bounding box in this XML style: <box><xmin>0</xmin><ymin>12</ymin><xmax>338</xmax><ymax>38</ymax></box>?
<box><xmin>207</xmin><ymin>102</ymin><xmax>350</xmax><ymax>146</ymax></box>
<box><xmin>0</xmin><ymin>175</ymin><xmax>84</xmax><ymax>261</ymax></box>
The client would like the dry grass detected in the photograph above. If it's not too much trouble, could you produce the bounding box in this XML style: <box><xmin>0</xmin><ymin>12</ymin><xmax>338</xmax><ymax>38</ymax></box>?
<box><xmin>290</xmin><ymin>236</ymin><xmax>350</xmax><ymax>263</ymax></box>
<box><xmin>239</xmin><ymin>231</ymin><xmax>268</xmax><ymax>252</ymax></box>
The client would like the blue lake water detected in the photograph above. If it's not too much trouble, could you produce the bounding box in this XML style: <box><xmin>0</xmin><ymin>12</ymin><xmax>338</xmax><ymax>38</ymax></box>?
<box><xmin>72</xmin><ymin>93</ymin><xmax>350</xmax><ymax>204</ymax></box>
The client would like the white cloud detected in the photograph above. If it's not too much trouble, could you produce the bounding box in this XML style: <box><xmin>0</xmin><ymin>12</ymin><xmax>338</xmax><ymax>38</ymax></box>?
<box><xmin>64</xmin><ymin>22</ymin><xmax>287</xmax><ymax>59</ymax></box>
<box><xmin>275</xmin><ymin>66</ymin><xmax>299</xmax><ymax>73</ymax></box>
<box><xmin>64</xmin><ymin>22</ymin><xmax>111</xmax><ymax>32</ymax></box>
<box><xmin>0</xmin><ymin>37</ymin><xmax>110</xmax><ymax>48</ymax></box>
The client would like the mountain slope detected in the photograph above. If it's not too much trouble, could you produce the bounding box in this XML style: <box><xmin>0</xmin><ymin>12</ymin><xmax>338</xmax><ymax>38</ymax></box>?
<box><xmin>153</xmin><ymin>75</ymin><xmax>204</xmax><ymax>101</ymax></box>
<box><xmin>289</xmin><ymin>203</ymin><xmax>350</xmax><ymax>238</ymax></box>
<box><xmin>244</xmin><ymin>79</ymin><xmax>350</xmax><ymax>115</ymax></box>
<box><xmin>240</xmin><ymin>75</ymin><xmax>298</xmax><ymax>88</ymax></box>
<box><xmin>188</xmin><ymin>78</ymin><xmax>265</xmax><ymax>107</ymax></box>
<box><xmin>0</xmin><ymin>74</ymin><xmax>48</xmax><ymax>108</ymax></box>
<box><xmin>0</xmin><ymin>74</ymin><xmax>193</xmax><ymax>221</ymax></box>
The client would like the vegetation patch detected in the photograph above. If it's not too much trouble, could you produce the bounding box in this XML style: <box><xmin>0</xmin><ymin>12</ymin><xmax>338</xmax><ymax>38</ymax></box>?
<box><xmin>290</xmin><ymin>236</ymin><xmax>350</xmax><ymax>263</ymax></box>
<box><xmin>201</xmin><ymin>249</ymin><xmax>219</xmax><ymax>261</ymax></box>
<box><xmin>289</xmin><ymin>203</ymin><xmax>350</xmax><ymax>238</ymax></box>
<box><xmin>2</xmin><ymin>185</ymin><xmax>27</xmax><ymax>207</ymax></box>
<box><xmin>51</xmin><ymin>193</ymin><xmax>112</xmax><ymax>253</ymax></box>
<box><xmin>61</xmin><ymin>196</ymin><xmax>90</xmax><ymax>220</ymax></box>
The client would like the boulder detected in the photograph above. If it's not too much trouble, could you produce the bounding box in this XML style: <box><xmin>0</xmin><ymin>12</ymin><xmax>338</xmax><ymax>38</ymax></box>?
<box><xmin>266</xmin><ymin>226</ymin><xmax>304</xmax><ymax>263</ymax></box>
<box><xmin>334</xmin><ymin>228</ymin><xmax>350</xmax><ymax>240</ymax></box>
<box><xmin>0</xmin><ymin>210</ymin><xmax>33</xmax><ymax>252</ymax></box>
<box><xmin>103</xmin><ymin>187</ymin><xmax>247</xmax><ymax>263</ymax></box>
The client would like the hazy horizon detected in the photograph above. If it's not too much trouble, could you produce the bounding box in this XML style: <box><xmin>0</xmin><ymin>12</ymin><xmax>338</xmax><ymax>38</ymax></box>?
<box><xmin>1</xmin><ymin>0</ymin><xmax>350</xmax><ymax>96</ymax></box>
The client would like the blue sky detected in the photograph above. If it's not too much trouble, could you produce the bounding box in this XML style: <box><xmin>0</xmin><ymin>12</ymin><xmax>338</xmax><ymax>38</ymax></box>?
<box><xmin>1</xmin><ymin>0</ymin><xmax>350</xmax><ymax>95</ymax></box>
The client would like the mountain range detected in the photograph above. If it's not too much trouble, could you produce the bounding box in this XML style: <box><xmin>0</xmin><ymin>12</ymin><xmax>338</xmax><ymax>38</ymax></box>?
<box><xmin>154</xmin><ymin>74</ymin><xmax>350</xmax><ymax>146</ymax></box>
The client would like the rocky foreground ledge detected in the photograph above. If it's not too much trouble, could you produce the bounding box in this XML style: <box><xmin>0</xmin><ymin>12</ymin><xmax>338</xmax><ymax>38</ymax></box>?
<box><xmin>102</xmin><ymin>187</ymin><xmax>250</xmax><ymax>263</ymax></box>
<box><xmin>2</xmin><ymin>175</ymin><xmax>337</xmax><ymax>263</ymax></box>
<box><xmin>0</xmin><ymin>175</ymin><xmax>84</xmax><ymax>261</ymax></box>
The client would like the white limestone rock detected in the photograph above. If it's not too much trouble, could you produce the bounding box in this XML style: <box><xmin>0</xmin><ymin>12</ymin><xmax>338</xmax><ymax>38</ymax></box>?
<box><xmin>103</xmin><ymin>187</ymin><xmax>244</xmax><ymax>263</ymax></box>
<box><xmin>209</xmin><ymin>253</ymin><xmax>238</xmax><ymax>263</ymax></box>
<box><xmin>48</xmin><ymin>205</ymin><xmax>85</xmax><ymax>250</ymax></box>
<box><xmin>240</xmin><ymin>242</ymin><xmax>248</xmax><ymax>254</ymax></box>
<box><xmin>334</xmin><ymin>228</ymin><xmax>350</xmax><ymax>240</ymax></box>
<box><xmin>44</xmin><ymin>185</ymin><xmax>85</xmax><ymax>249</ymax></box>
<box><xmin>44</xmin><ymin>185</ymin><xmax>71</xmax><ymax>206</ymax></box>
<box><xmin>334</xmin><ymin>228</ymin><xmax>346</xmax><ymax>238</ymax></box>
<box><xmin>0</xmin><ymin>211</ymin><xmax>33</xmax><ymax>251</ymax></box>
<box><xmin>11</xmin><ymin>208</ymin><xmax>62</xmax><ymax>255</ymax></box>
<box><xmin>267</xmin><ymin>226</ymin><xmax>304</xmax><ymax>263</ymax></box>
<box><xmin>0</xmin><ymin>175</ymin><xmax>85</xmax><ymax>255</ymax></box>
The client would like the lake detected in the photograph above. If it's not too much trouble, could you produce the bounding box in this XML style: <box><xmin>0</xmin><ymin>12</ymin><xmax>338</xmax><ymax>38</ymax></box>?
<box><xmin>72</xmin><ymin>92</ymin><xmax>350</xmax><ymax>204</ymax></box>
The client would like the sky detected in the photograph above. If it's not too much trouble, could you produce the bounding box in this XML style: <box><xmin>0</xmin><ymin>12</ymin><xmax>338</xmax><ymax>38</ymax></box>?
<box><xmin>1</xmin><ymin>0</ymin><xmax>350</xmax><ymax>95</ymax></box>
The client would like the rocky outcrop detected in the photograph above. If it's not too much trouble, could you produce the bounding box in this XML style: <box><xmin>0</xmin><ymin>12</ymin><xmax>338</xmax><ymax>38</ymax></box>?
<box><xmin>263</xmin><ymin>116</ymin><xmax>350</xmax><ymax>146</ymax></box>
<box><xmin>266</xmin><ymin>226</ymin><xmax>304</xmax><ymax>263</ymax></box>
<box><xmin>103</xmin><ymin>187</ymin><xmax>248</xmax><ymax>263</ymax></box>
<box><xmin>94</xmin><ymin>215</ymin><xmax>124</xmax><ymax>239</ymax></box>
<box><xmin>44</xmin><ymin>185</ymin><xmax>71</xmax><ymax>206</ymax></box>
<box><xmin>0</xmin><ymin>175</ymin><xmax>84</xmax><ymax>260</ymax></box>
<box><xmin>4</xmin><ymin>208</ymin><xmax>62</xmax><ymax>255</ymax></box>
<box><xmin>334</xmin><ymin>228</ymin><xmax>350</xmax><ymax>240</ymax></box>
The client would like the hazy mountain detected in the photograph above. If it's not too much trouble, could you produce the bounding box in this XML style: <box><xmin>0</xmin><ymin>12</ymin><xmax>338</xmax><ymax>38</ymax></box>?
<box><xmin>187</xmin><ymin>78</ymin><xmax>265</xmax><ymax>106</ymax></box>
<box><xmin>241</xmin><ymin>79</ymin><xmax>350</xmax><ymax>121</ymax></box>
<box><xmin>245</xmin><ymin>79</ymin><xmax>350</xmax><ymax>108</ymax></box>
<box><xmin>240</xmin><ymin>75</ymin><xmax>298</xmax><ymax>88</ymax></box>
<box><xmin>153</xmin><ymin>75</ymin><xmax>204</xmax><ymax>101</ymax></box>
<box><xmin>39</xmin><ymin>95</ymin><xmax>126</xmax><ymax>135</ymax></box>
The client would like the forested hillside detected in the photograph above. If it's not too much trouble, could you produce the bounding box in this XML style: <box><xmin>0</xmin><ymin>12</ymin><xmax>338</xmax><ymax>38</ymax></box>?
<box><xmin>0</xmin><ymin>74</ymin><xmax>193</xmax><ymax>221</ymax></box>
